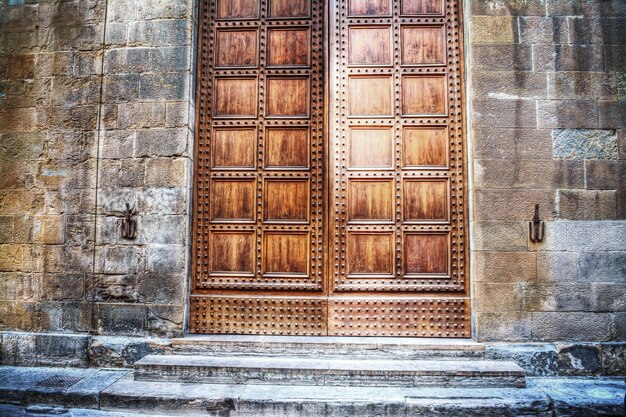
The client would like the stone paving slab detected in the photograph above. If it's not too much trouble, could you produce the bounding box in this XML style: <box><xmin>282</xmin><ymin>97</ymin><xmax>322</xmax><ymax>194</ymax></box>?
<box><xmin>0</xmin><ymin>366</ymin><xmax>623</xmax><ymax>417</ymax></box>
<box><xmin>134</xmin><ymin>354</ymin><xmax>525</xmax><ymax>387</ymax></box>
<box><xmin>0</xmin><ymin>367</ymin><xmax>129</xmax><ymax>409</ymax></box>
<box><xmin>0</xmin><ymin>404</ymin><xmax>182</xmax><ymax>417</ymax></box>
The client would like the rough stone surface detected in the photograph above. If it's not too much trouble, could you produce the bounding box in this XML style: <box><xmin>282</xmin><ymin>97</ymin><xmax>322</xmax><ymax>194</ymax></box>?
<box><xmin>1</xmin><ymin>332</ymin><xmax>90</xmax><ymax>368</ymax></box>
<box><xmin>552</xmin><ymin>129</ymin><xmax>619</xmax><ymax>160</ymax></box>
<box><xmin>87</xmin><ymin>336</ymin><xmax>172</xmax><ymax>368</ymax></box>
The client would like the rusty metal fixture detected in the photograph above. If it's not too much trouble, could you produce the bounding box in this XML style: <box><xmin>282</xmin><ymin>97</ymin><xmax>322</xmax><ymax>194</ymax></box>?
<box><xmin>121</xmin><ymin>203</ymin><xmax>137</xmax><ymax>240</ymax></box>
<box><xmin>529</xmin><ymin>204</ymin><xmax>545</xmax><ymax>243</ymax></box>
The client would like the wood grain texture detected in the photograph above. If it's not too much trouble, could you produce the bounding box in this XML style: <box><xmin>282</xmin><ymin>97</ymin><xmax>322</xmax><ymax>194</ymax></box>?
<box><xmin>349</xmin><ymin>26</ymin><xmax>391</xmax><ymax>65</ymax></box>
<box><xmin>216</xmin><ymin>29</ymin><xmax>258</xmax><ymax>66</ymax></box>
<box><xmin>270</xmin><ymin>0</ymin><xmax>310</xmax><ymax>17</ymax></box>
<box><xmin>402</xmin><ymin>126</ymin><xmax>448</xmax><ymax>168</ymax></box>
<box><xmin>212</xmin><ymin>128</ymin><xmax>257</xmax><ymax>169</ymax></box>
<box><xmin>263</xmin><ymin>232</ymin><xmax>310</xmax><ymax>275</ymax></box>
<box><xmin>402</xmin><ymin>75</ymin><xmax>446</xmax><ymax>115</ymax></box>
<box><xmin>264</xmin><ymin>179</ymin><xmax>310</xmax><ymax>222</ymax></box>
<box><xmin>218</xmin><ymin>0</ymin><xmax>258</xmax><ymax>18</ymax></box>
<box><xmin>267</xmin><ymin>77</ymin><xmax>309</xmax><ymax>117</ymax></box>
<box><xmin>210</xmin><ymin>179</ymin><xmax>256</xmax><ymax>221</ymax></box>
<box><xmin>403</xmin><ymin>179</ymin><xmax>448</xmax><ymax>222</ymax></box>
<box><xmin>210</xmin><ymin>232</ymin><xmax>256</xmax><ymax>274</ymax></box>
<box><xmin>215</xmin><ymin>78</ymin><xmax>257</xmax><ymax>116</ymax></box>
<box><xmin>349</xmin><ymin>76</ymin><xmax>392</xmax><ymax>116</ymax></box>
<box><xmin>349</xmin><ymin>0</ymin><xmax>391</xmax><ymax>15</ymax></box>
<box><xmin>404</xmin><ymin>233</ymin><xmax>448</xmax><ymax>275</ymax></box>
<box><xmin>401</xmin><ymin>0</ymin><xmax>443</xmax><ymax>15</ymax></box>
<box><xmin>347</xmin><ymin>232</ymin><xmax>394</xmax><ymax>275</ymax></box>
<box><xmin>348</xmin><ymin>179</ymin><xmax>394</xmax><ymax>221</ymax></box>
<box><xmin>265</xmin><ymin>128</ymin><xmax>309</xmax><ymax>168</ymax></box>
<box><xmin>268</xmin><ymin>28</ymin><xmax>310</xmax><ymax>66</ymax></box>
<box><xmin>401</xmin><ymin>26</ymin><xmax>445</xmax><ymax>65</ymax></box>
<box><xmin>349</xmin><ymin>127</ymin><xmax>393</xmax><ymax>168</ymax></box>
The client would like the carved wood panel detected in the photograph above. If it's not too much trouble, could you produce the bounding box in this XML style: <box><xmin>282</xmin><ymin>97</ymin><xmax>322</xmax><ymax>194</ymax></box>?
<box><xmin>329</xmin><ymin>0</ymin><xmax>469</xmax><ymax>335</ymax></box>
<box><xmin>191</xmin><ymin>0</ymin><xmax>326</xmax><ymax>334</ymax></box>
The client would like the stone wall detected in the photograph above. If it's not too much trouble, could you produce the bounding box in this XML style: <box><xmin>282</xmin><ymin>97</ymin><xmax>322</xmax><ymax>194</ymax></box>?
<box><xmin>0</xmin><ymin>0</ymin><xmax>194</xmax><ymax>337</ymax></box>
<box><xmin>0</xmin><ymin>0</ymin><xmax>624</xmax><ymax>344</ymax></box>
<box><xmin>469</xmin><ymin>0</ymin><xmax>626</xmax><ymax>342</ymax></box>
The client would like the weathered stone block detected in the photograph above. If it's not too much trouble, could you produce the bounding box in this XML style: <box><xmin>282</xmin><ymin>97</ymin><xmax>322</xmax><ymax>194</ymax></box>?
<box><xmin>474</xmin><ymin>159</ymin><xmax>584</xmax><ymax>189</ymax></box>
<box><xmin>103</xmin><ymin>74</ymin><xmax>140</xmax><ymax>103</ymax></box>
<box><xmin>137</xmin><ymin>187</ymin><xmax>187</xmax><ymax>215</ymax></box>
<box><xmin>100</xmin><ymin>130</ymin><xmax>135</xmax><ymax>160</ymax></box>
<box><xmin>92</xmin><ymin>274</ymin><xmax>140</xmax><ymax>302</ymax></box>
<box><xmin>117</xmin><ymin>102</ymin><xmax>166</xmax><ymax>129</ymax></box>
<box><xmin>533</xmin><ymin>45</ymin><xmax>605</xmax><ymax>72</ymax></box>
<box><xmin>128</xmin><ymin>20</ymin><xmax>189</xmax><ymax>47</ymax></box>
<box><xmin>0</xmin><ymin>272</ymin><xmax>40</xmax><ymax>301</ymax></box>
<box><xmin>139</xmin><ymin>72</ymin><xmax>187</xmax><ymax>101</ymax></box>
<box><xmin>523</xmin><ymin>283</ymin><xmax>592</xmax><ymax>312</ymax></box>
<box><xmin>104</xmin><ymin>48</ymin><xmax>150</xmax><ymax>74</ymax></box>
<box><xmin>476</xmin><ymin>311</ymin><xmax>532</xmax><ymax>342</ymax></box>
<box><xmin>39</xmin><ymin>301</ymin><xmax>91</xmax><ymax>333</ymax></box>
<box><xmin>557</xmin><ymin>344</ymin><xmax>601</xmax><ymax>375</ymax></box>
<box><xmin>530</xmin><ymin>220</ymin><xmax>569</xmax><ymax>252</ymax></box>
<box><xmin>0</xmin><ymin>331</ymin><xmax>90</xmax><ymax>367</ymax></box>
<box><xmin>472</xmin><ymin>128</ymin><xmax>553</xmax><ymax>160</ymax></box>
<box><xmin>104</xmin><ymin>22</ymin><xmax>128</xmax><ymax>45</ymax></box>
<box><xmin>146</xmin><ymin>244</ymin><xmax>185</xmax><ymax>274</ymax></box>
<box><xmin>40</xmin><ymin>274</ymin><xmax>85</xmax><ymax>301</ymax></box>
<box><xmin>34</xmin><ymin>215</ymin><xmax>65</xmax><ymax>245</ymax></box>
<box><xmin>558</xmin><ymin>190</ymin><xmax>617</xmax><ymax>220</ymax></box>
<box><xmin>0</xmin><ymin>108</ymin><xmax>36</xmax><ymax>134</ymax></box>
<box><xmin>147</xmin><ymin>304</ymin><xmax>184</xmax><ymax>337</ymax></box>
<box><xmin>548</xmin><ymin>72</ymin><xmax>617</xmax><ymax>101</ymax></box>
<box><xmin>598</xmin><ymin>100</ymin><xmax>626</xmax><ymax>129</ymax></box>
<box><xmin>472</xmin><ymin>221</ymin><xmax>529</xmax><ymax>252</ymax></box>
<box><xmin>470</xmin><ymin>16</ymin><xmax>517</xmax><ymax>44</ymax></box>
<box><xmin>600</xmin><ymin>343</ymin><xmax>626</xmax><ymax>375</ymax></box>
<box><xmin>577</xmin><ymin>252</ymin><xmax>626</xmax><ymax>283</ymax></box>
<box><xmin>43</xmin><ymin>245</ymin><xmax>93</xmax><ymax>274</ymax></box>
<box><xmin>473</xmin><ymin>252</ymin><xmax>537</xmax><ymax>283</ymax></box>
<box><xmin>149</xmin><ymin>47</ymin><xmax>189</xmax><ymax>72</ymax></box>
<box><xmin>566</xmin><ymin>221</ymin><xmax>626</xmax><ymax>251</ymax></box>
<box><xmin>538</xmin><ymin>100</ymin><xmax>599</xmax><ymax>129</ymax></box>
<box><xmin>98</xmin><ymin>246</ymin><xmax>144</xmax><ymax>275</ymax></box>
<box><xmin>475</xmin><ymin>283</ymin><xmax>523</xmax><ymax>312</ymax></box>
<box><xmin>0</xmin><ymin>132</ymin><xmax>45</xmax><ymax>161</ymax></box>
<box><xmin>472</xmin><ymin>71</ymin><xmax>547</xmax><ymax>99</ymax></box>
<box><xmin>474</xmin><ymin>189</ymin><xmax>556</xmax><ymax>221</ymax></box>
<box><xmin>473</xmin><ymin>99</ymin><xmax>537</xmax><ymax>128</ymax></box>
<box><xmin>141</xmin><ymin>215</ymin><xmax>186</xmax><ymax>245</ymax></box>
<box><xmin>138</xmin><ymin>272</ymin><xmax>184</xmax><ymax>304</ymax></box>
<box><xmin>88</xmin><ymin>335</ymin><xmax>172</xmax><ymax>368</ymax></box>
<box><xmin>471</xmin><ymin>0</ymin><xmax>546</xmax><ymax>16</ymax></box>
<box><xmin>613</xmin><ymin>312</ymin><xmax>626</xmax><ymax>340</ymax></box>
<box><xmin>137</xmin><ymin>0</ymin><xmax>189</xmax><ymax>20</ymax></box>
<box><xmin>581</xmin><ymin>0</ymin><xmax>626</xmax><ymax>17</ymax></box>
<box><xmin>585</xmin><ymin>161</ymin><xmax>620</xmax><ymax>190</ymax></box>
<box><xmin>519</xmin><ymin>16</ymin><xmax>568</xmax><ymax>44</ymax></box>
<box><xmin>531</xmin><ymin>312</ymin><xmax>613</xmax><ymax>341</ymax></box>
<box><xmin>0</xmin><ymin>301</ymin><xmax>40</xmax><ymax>331</ymax></box>
<box><xmin>145</xmin><ymin>158</ymin><xmax>186</xmax><ymax>187</ymax></box>
<box><xmin>135</xmin><ymin>128</ymin><xmax>187</xmax><ymax>157</ymax></box>
<box><xmin>547</xmin><ymin>0</ymin><xmax>583</xmax><ymax>16</ymax></box>
<box><xmin>485</xmin><ymin>343</ymin><xmax>559</xmax><ymax>376</ymax></box>
<box><xmin>95</xmin><ymin>303</ymin><xmax>148</xmax><ymax>336</ymax></box>
<box><xmin>106</xmin><ymin>0</ymin><xmax>137</xmax><ymax>23</ymax></box>
<box><xmin>592</xmin><ymin>283</ymin><xmax>626</xmax><ymax>312</ymax></box>
<box><xmin>537</xmin><ymin>252</ymin><xmax>580</xmax><ymax>282</ymax></box>
<box><xmin>99</xmin><ymin>159</ymin><xmax>145</xmax><ymax>188</ymax></box>
<box><xmin>165</xmin><ymin>101</ymin><xmax>189</xmax><ymax>128</ymax></box>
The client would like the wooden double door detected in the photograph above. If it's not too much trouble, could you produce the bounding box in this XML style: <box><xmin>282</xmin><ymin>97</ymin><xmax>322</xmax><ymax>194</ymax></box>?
<box><xmin>190</xmin><ymin>0</ymin><xmax>469</xmax><ymax>337</ymax></box>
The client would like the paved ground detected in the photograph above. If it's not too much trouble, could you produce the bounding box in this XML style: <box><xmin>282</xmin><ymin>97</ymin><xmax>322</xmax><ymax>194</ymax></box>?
<box><xmin>0</xmin><ymin>366</ymin><xmax>623</xmax><ymax>416</ymax></box>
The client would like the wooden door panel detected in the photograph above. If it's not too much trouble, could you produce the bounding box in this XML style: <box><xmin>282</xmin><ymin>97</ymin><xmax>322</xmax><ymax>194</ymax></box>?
<box><xmin>349</xmin><ymin>0</ymin><xmax>391</xmax><ymax>16</ymax></box>
<box><xmin>191</xmin><ymin>0</ymin><xmax>324</xmax><ymax>332</ymax></box>
<box><xmin>193</xmin><ymin>0</ymin><xmax>468</xmax><ymax>337</ymax></box>
<box><xmin>330</xmin><ymin>0</ymin><xmax>469</xmax><ymax>336</ymax></box>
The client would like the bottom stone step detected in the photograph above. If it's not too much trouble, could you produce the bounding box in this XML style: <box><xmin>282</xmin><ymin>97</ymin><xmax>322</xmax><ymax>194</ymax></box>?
<box><xmin>134</xmin><ymin>355</ymin><xmax>526</xmax><ymax>388</ymax></box>
<box><xmin>102</xmin><ymin>375</ymin><xmax>553</xmax><ymax>417</ymax></box>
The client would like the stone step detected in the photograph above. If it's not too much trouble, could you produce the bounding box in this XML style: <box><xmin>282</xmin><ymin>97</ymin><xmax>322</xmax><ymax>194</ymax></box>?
<box><xmin>134</xmin><ymin>355</ymin><xmax>526</xmax><ymax>388</ymax></box>
<box><xmin>172</xmin><ymin>335</ymin><xmax>485</xmax><ymax>360</ymax></box>
<box><xmin>102</xmin><ymin>375</ymin><xmax>553</xmax><ymax>417</ymax></box>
